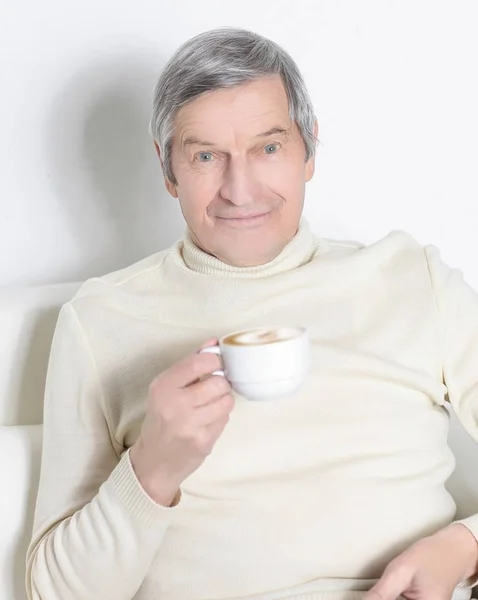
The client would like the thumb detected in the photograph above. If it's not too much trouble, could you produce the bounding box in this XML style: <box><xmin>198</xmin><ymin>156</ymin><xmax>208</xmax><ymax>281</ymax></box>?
<box><xmin>364</xmin><ymin>564</ymin><xmax>412</xmax><ymax>600</ymax></box>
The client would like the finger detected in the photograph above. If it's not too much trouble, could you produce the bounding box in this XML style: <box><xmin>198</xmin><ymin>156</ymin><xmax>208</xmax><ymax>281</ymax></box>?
<box><xmin>206</xmin><ymin>411</ymin><xmax>232</xmax><ymax>439</ymax></box>
<box><xmin>187</xmin><ymin>375</ymin><xmax>231</xmax><ymax>407</ymax></box>
<box><xmin>364</xmin><ymin>564</ymin><xmax>412</xmax><ymax>600</ymax></box>
<box><xmin>199</xmin><ymin>338</ymin><xmax>219</xmax><ymax>350</ymax></box>
<box><xmin>167</xmin><ymin>352</ymin><xmax>223</xmax><ymax>388</ymax></box>
<box><xmin>195</xmin><ymin>394</ymin><xmax>235</xmax><ymax>426</ymax></box>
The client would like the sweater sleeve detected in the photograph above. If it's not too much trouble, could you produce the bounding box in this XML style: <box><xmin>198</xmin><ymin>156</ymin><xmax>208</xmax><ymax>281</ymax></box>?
<box><xmin>26</xmin><ymin>302</ymin><xmax>179</xmax><ymax>600</ymax></box>
<box><xmin>425</xmin><ymin>246</ymin><xmax>478</xmax><ymax>541</ymax></box>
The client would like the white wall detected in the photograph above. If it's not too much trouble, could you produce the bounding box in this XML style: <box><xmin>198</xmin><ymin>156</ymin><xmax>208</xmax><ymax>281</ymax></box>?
<box><xmin>2</xmin><ymin>1</ymin><xmax>478</xmax><ymax>288</ymax></box>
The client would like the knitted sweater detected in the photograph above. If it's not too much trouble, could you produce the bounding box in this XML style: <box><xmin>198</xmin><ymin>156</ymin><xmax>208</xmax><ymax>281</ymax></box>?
<box><xmin>27</xmin><ymin>220</ymin><xmax>478</xmax><ymax>600</ymax></box>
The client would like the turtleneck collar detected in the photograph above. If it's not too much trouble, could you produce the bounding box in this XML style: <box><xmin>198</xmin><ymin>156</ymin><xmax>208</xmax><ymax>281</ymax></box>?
<box><xmin>179</xmin><ymin>218</ymin><xmax>320</xmax><ymax>278</ymax></box>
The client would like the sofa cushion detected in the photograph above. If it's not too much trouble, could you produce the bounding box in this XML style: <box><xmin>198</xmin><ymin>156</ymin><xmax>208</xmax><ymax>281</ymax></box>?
<box><xmin>0</xmin><ymin>282</ymin><xmax>81</xmax><ymax>425</ymax></box>
<box><xmin>0</xmin><ymin>425</ymin><xmax>42</xmax><ymax>600</ymax></box>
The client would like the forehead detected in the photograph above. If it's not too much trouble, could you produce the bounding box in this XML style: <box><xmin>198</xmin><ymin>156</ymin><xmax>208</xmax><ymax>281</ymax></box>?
<box><xmin>173</xmin><ymin>75</ymin><xmax>291</xmax><ymax>143</ymax></box>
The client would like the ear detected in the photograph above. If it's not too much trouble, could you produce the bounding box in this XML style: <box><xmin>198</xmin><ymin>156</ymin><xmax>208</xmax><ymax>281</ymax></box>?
<box><xmin>154</xmin><ymin>141</ymin><xmax>179</xmax><ymax>198</ymax></box>
<box><xmin>305</xmin><ymin>119</ymin><xmax>319</xmax><ymax>183</ymax></box>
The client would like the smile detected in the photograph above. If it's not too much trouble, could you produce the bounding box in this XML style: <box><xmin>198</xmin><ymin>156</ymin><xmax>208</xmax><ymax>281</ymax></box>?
<box><xmin>216</xmin><ymin>212</ymin><xmax>271</xmax><ymax>228</ymax></box>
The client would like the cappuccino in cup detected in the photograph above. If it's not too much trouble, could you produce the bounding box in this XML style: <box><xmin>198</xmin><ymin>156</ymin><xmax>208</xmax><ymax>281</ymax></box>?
<box><xmin>200</xmin><ymin>326</ymin><xmax>309</xmax><ymax>400</ymax></box>
<box><xmin>222</xmin><ymin>327</ymin><xmax>302</xmax><ymax>346</ymax></box>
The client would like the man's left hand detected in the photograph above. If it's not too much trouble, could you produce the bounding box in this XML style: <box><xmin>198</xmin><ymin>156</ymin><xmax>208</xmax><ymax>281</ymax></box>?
<box><xmin>364</xmin><ymin>523</ymin><xmax>478</xmax><ymax>600</ymax></box>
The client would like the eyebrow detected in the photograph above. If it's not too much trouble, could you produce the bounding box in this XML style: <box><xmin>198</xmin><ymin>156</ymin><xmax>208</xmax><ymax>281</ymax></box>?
<box><xmin>256</xmin><ymin>126</ymin><xmax>290</xmax><ymax>138</ymax></box>
<box><xmin>181</xmin><ymin>126</ymin><xmax>290</xmax><ymax>148</ymax></box>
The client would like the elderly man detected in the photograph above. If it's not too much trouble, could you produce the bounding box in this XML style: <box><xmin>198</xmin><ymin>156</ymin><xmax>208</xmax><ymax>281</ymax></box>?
<box><xmin>27</xmin><ymin>27</ymin><xmax>478</xmax><ymax>600</ymax></box>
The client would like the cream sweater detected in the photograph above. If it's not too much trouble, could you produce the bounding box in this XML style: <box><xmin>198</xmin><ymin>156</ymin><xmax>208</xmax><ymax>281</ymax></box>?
<box><xmin>27</xmin><ymin>220</ymin><xmax>478</xmax><ymax>600</ymax></box>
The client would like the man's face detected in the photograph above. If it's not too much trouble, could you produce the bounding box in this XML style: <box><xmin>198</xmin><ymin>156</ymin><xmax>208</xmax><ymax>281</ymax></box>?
<box><xmin>159</xmin><ymin>75</ymin><xmax>317</xmax><ymax>267</ymax></box>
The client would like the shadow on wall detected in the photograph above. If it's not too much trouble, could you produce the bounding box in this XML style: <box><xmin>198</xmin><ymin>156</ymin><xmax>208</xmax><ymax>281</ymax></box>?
<box><xmin>44</xmin><ymin>52</ymin><xmax>185</xmax><ymax>281</ymax></box>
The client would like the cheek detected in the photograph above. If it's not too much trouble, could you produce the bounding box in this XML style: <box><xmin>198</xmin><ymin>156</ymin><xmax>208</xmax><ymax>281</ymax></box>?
<box><xmin>177</xmin><ymin>170</ymin><xmax>220</xmax><ymax>217</ymax></box>
<box><xmin>258</xmin><ymin>156</ymin><xmax>306</xmax><ymax>197</ymax></box>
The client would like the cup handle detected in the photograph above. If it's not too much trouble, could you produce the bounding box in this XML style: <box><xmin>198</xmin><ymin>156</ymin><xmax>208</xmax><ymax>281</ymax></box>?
<box><xmin>198</xmin><ymin>346</ymin><xmax>225</xmax><ymax>377</ymax></box>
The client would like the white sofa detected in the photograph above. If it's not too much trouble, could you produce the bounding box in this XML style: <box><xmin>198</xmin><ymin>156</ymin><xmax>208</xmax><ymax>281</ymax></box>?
<box><xmin>1</xmin><ymin>283</ymin><xmax>478</xmax><ymax>600</ymax></box>
<box><xmin>0</xmin><ymin>282</ymin><xmax>81</xmax><ymax>600</ymax></box>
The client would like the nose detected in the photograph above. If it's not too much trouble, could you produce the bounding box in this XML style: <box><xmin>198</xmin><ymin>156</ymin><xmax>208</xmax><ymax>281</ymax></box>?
<box><xmin>219</xmin><ymin>156</ymin><xmax>259</xmax><ymax>206</ymax></box>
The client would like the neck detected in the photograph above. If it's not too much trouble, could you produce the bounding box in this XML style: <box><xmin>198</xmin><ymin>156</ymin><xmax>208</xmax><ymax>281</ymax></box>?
<box><xmin>189</xmin><ymin>234</ymin><xmax>296</xmax><ymax>269</ymax></box>
<box><xmin>179</xmin><ymin>218</ymin><xmax>321</xmax><ymax>278</ymax></box>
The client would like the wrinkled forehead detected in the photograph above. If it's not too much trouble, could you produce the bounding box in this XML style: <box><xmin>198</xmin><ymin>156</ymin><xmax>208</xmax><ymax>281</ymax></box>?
<box><xmin>171</xmin><ymin>76</ymin><xmax>294</xmax><ymax>148</ymax></box>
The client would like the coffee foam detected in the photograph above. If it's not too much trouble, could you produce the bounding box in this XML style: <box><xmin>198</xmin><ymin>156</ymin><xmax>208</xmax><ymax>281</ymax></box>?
<box><xmin>223</xmin><ymin>327</ymin><xmax>301</xmax><ymax>346</ymax></box>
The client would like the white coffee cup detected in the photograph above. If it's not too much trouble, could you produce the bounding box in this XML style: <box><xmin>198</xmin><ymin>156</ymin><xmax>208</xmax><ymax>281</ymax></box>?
<box><xmin>200</xmin><ymin>326</ymin><xmax>309</xmax><ymax>400</ymax></box>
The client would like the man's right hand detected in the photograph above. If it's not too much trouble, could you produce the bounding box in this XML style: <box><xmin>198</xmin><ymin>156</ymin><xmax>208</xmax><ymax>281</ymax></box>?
<box><xmin>129</xmin><ymin>340</ymin><xmax>234</xmax><ymax>506</ymax></box>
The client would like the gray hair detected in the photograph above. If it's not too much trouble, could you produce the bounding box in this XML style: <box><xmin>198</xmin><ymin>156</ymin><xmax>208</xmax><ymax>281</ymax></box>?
<box><xmin>149</xmin><ymin>27</ymin><xmax>317</xmax><ymax>184</ymax></box>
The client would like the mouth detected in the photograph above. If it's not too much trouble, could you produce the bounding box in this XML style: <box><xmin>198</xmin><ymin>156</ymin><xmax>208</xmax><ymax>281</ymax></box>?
<box><xmin>215</xmin><ymin>212</ymin><xmax>271</xmax><ymax>228</ymax></box>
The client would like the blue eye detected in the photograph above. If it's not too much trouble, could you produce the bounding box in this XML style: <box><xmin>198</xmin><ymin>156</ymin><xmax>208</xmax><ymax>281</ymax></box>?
<box><xmin>197</xmin><ymin>152</ymin><xmax>214</xmax><ymax>162</ymax></box>
<box><xmin>265</xmin><ymin>143</ymin><xmax>280</xmax><ymax>154</ymax></box>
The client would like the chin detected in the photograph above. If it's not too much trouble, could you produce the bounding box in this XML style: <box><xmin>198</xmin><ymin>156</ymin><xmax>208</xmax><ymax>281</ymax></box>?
<box><xmin>200</xmin><ymin>212</ymin><xmax>297</xmax><ymax>266</ymax></box>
